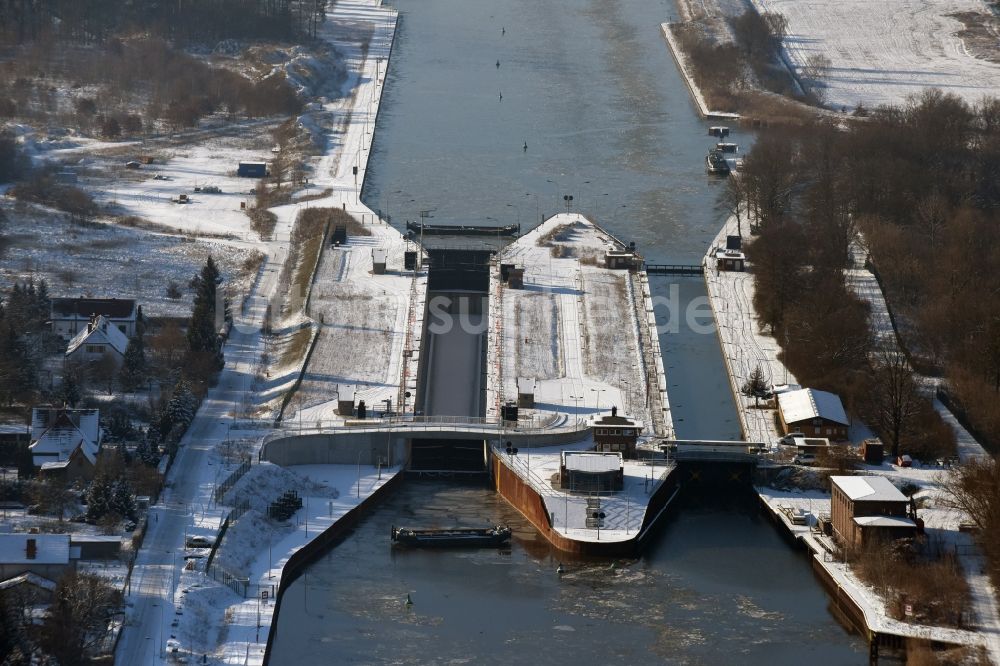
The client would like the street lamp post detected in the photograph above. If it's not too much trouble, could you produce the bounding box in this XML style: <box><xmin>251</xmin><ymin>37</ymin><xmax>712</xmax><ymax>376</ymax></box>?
<box><xmin>590</xmin><ymin>387</ymin><xmax>604</xmax><ymax>413</ymax></box>
<box><xmin>356</xmin><ymin>450</ymin><xmax>363</xmax><ymax>498</ymax></box>
<box><xmin>570</xmin><ymin>394</ymin><xmax>582</xmax><ymax>426</ymax></box>
<box><xmin>526</xmin><ymin>192</ymin><xmax>540</xmax><ymax>223</ymax></box>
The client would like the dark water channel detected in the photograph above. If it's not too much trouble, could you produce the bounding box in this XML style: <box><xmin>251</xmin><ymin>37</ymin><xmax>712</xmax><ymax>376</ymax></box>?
<box><xmin>271</xmin><ymin>0</ymin><xmax>867</xmax><ymax>662</ymax></box>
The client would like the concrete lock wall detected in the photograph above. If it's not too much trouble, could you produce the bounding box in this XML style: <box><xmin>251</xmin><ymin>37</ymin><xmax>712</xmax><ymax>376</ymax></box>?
<box><xmin>262</xmin><ymin>432</ymin><xmax>409</xmax><ymax>467</ymax></box>
<box><xmin>262</xmin><ymin>428</ymin><xmax>591</xmax><ymax>468</ymax></box>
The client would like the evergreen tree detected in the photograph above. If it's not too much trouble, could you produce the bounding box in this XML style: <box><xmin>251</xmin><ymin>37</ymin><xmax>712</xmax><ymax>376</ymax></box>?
<box><xmin>0</xmin><ymin>322</ymin><xmax>36</xmax><ymax>405</ymax></box>
<box><xmin>110</xmin><ymin>478</ymin><xmax>136</xmax><ymax>521</ymax></box>
<box><xmin>135</xmin><ymin>435</ymin><xmax>160</xmax><ymax>467</ymax></box>
<box><xmin>56</xmin><ymin>370</ymin><xmax>81</xmax><ymax>407</ymax></box>
<box><xmin>160</xmin><ymin>379</ymin><xmax>196</xmax><ymax>438</ymax></box>
<box><xmin>187</xmin><ymin>257</ymin><xmax>223</xmax><ymax>369</ymax></box>
<box><xmin>135</xmin><ymin>304</ymin><xmax>146</xmax><ymax>338</ymax></box>
<box><xmin>85</xmin><ymin>475</ymin><xmax>113</xmax><ymax>522</ymax></box>
<box><xmin>119</xmin><ymin>335</ymin><xmax>146</xmax><ymax>390</ymax></box>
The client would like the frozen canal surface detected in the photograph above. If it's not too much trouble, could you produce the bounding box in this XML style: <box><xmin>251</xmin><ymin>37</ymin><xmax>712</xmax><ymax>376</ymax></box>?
<box><xmin>271</xmin><ymin>0</ymin><xmax>866</xmax><ymax>661</ymax></box>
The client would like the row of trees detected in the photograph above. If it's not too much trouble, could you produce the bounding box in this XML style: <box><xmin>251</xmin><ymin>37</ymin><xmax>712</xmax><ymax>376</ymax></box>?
<box><xmin>0</xmin><ymin>279</ymin><xmax>51</xmax><ymax>406</ymax></box>
<box><xmin>737</xmin><ymin>92</ymin><xmax>999</xmax><ymax>458</ymax></box>
<box><xmin>2</xmin><ymin>35</ymin><xmax>303</xmax><ymax>135</ymax></box>
<box><xmin>0</xmin><ymin>0</ymin><xmax>328</xmax><ymax>45</ymax></box>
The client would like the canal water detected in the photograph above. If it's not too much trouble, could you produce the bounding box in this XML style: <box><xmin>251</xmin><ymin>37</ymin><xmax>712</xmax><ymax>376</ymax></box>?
<box><xmin>271</xmin><ymin>482</ymin><xmax>865</xmax><ymax>664</ymax></box>
<box><xmin>271</xmin><ymin>0</ymin><xmax>867</xmax><ymax>662</ymax></box>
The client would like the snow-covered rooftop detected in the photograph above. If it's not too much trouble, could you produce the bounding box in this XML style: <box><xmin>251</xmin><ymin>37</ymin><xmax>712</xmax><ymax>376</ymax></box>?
<box><xmin>0</xmin><ymin>534</ymin><xmax>71</xmax><ymax>565</ymax></box>
<box><xmin>830</xmin><ymin>475</ymin><xmax>907</xmax><ymax>503</ymax></box>
<box><xmin>562</xmin><ymin>451</ymin><xmax>621</xmax><ymax>473</ymax></box>
<box><xmin>778</xmin><ymin>388</ymin><xmax>849</xmax><ymax>426</ymax></box>
<box><xmin>0</xmin><ymin>572</ymin><xmax>57</xmax><ymax>591</ymax></box>
<box><xmin>853</xmin><ymin>516</ymin><xmax>916</xmax><ymax>528</ymax></box>
<box><xmin>29</xmin><ymin>409</ymin><xmax>100</xmax><ymax>467</ymax></box>
<box><xmin>66</xmin><ymin>315</ymin><xmax>129</xmax><ymax>356</ymax></box>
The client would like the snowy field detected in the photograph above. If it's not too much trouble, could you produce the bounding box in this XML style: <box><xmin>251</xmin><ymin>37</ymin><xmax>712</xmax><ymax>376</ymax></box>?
<box><xmin>750</xmin><ymin>0</ymin><xmax>1000</xmax><ymax>110</ymax></box>
<box><xmin>510</xmin><ymin>291</ymin><xmax>561</xmax><ymax>379</ymax></box>
<box><xmin>294</xmin><ymin>221</ymin><xmax>415</xmax><ymax>423</ymax></box>
<box><xmin>85</xmin><ymin>133</ymin><xmax>278</xmax><ymax>240</ymax></box>
<box><xmin>0</xmin><ymin>201</ymin><xmax>260</xmax><ymax>319</ymax></box>
<box><xmin>494</xmin><ymin>215</ymin><xmax>668</xmax><ymax>434</ymax></box>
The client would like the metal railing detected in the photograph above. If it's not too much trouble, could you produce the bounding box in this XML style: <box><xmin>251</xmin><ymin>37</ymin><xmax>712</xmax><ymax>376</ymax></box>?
<box><xmin>262</xmin><ymin>413</ymin><xmax>590</xmax><ymax>444</ymax></box>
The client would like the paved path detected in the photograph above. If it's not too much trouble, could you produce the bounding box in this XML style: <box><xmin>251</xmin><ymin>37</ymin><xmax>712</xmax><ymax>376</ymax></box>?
<box><xmin>117</xmin><ymin>0</ymin><xmax>398</xmax><ymax>662</ymax></box>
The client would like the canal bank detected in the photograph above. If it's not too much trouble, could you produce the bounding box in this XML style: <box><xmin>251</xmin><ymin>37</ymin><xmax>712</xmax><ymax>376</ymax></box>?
<box><xmin>704</xmin><ymin>214</ymin><xmax>990</xmax><ymax>659</ymax></box>
<box><xmin>659</xmin><ymin>23</ymin><xmax>740</xmax><ymax>121</ymax></box>
<box><xmin>260</xmin><ymin>467</ymin><xmax>404</xmax><ymax>664</ymax></box>
<box><xmin>270</xmin><ymin>479</ymin><xmax>868</xmax><ymax>664</ymax></box>
<box><xmin>266</xmin><ymin>0</ymin><xmax>869</xmax><ymax>660</ymax></box>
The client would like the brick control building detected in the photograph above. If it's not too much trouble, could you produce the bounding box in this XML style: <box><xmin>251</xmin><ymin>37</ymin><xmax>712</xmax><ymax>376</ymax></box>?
<box><xmin>830</xmin><ymin>475</ymin><xmax>916</xmax><ymax>548</ymax></box>
<box><xmin>592</xmin><ymin>407</ymin><xmax>641</xmax><ymax>458</ymax></box>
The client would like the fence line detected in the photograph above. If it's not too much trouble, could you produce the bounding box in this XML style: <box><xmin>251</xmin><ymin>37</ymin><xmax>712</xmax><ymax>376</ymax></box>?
<box><xmin>214</xmin><ymin>458</ymin><xmax>251</xmax><ymax>503</ymax></box>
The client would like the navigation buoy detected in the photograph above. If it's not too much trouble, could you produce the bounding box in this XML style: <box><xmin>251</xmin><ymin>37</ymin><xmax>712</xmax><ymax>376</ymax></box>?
<box><xmin>523</xmin><ymin>141</ymin><xmax>528</xmax><ymax>152</ymax></box>
<box><xmin>405</xmin><ymin>593</ymin><xmax>413</xmax><ymax>606</ymax></box>
<box><xmin>496</xmin><ymin>60</ymin><xmax>501</xmax><ymax>69</ymax></box>
<box><xmin>502</xmin><ymin>27</ymin><xmax>506</xmax><ymax>35</ymax></box>
<box><xmin>499</xmin><ymin>91</ymin><xmax>503</xmax><ymax>102</ymax></box>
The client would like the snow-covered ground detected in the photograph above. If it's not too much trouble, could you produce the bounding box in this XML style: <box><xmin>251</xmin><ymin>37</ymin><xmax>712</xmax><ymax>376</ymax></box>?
<box><xmin>90</xmin><ymin>136</ymin><xmax>276</xmax><ymax>240</ymax></box>
<box><xmin>703</xmin><ymin>214</ymin><xmax>794</xmax><ymax>445</ymax></box>
<box><xmin>293</xmin><ymin>222</ymin><xmax>421</xmax><ymax>423</ymax></box>
<box><xmin>116</xmin><ymin>0</ymin><xmax>400</xmax><ymax>664</ymax></box>
<box><xmin>750</xmin><ymin>0</ymin><xmax>1000</xmax><ymax>110</ymax></box>
<box><xmin>502</xmin><ymin>441</ymin><xmax>677</xmax><ymax>543</ymax></box>
<box><xmin>490</xmin><ymin>214</ymin><xmax>673</xmax><ymax>439</ymax></box>
<box><xmin>0</xmin><ymin>201</ymin><xmax>261</xmax><ymax>319</ymax></box>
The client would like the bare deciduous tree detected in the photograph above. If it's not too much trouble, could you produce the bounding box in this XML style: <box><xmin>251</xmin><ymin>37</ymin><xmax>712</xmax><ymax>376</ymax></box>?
<box><xmin>40</xmin><ymin>571</ymin><xmax>122</xmax><ymax>665</ymax></box>
<box><xmin>867</xmin><ymin>343</ymin><xmax>921</xmax><ymax>459</ymax></box>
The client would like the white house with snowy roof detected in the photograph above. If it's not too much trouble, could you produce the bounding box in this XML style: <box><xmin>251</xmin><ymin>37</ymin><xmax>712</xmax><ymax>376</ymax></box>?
<box><xmin>65</xmin><ymin>315</ymin><xmax>129</xmax><ymax>367</ymax></box>
<box><xmin>777</xmin><ymin>388</ymin><xmax>850</xmax><ymax>440</ymax></box>
<box><xmin>28</xmin><ymin>407</ymin><xmax>101</xmax><ymax>481</ymax></box>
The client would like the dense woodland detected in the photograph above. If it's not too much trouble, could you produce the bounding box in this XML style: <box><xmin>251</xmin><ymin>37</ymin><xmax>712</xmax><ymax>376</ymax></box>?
<box><xmin>736</xmin><ymin>90</ymin><xmax>1000</xmax><ymax>459</ymax></box>
<box><xmin>0</xmin><ymin>0</ymin><xmax>328</xmax><ymax>44</ymax></box>
<box><xmin>0</xmin><ymin>0</ymin><xmax>313</xmax><ymax>143</ymax></box>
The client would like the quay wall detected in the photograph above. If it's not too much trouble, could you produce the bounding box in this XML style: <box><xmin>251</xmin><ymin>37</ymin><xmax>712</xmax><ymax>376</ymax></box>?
<box><xmin>491</xmin><ymin>451</ymin><xmax>679</xmax><ymax>557</ymax></box>
<box><xmin>757</xmin><ymin>491</ymin><xmax>967</xmax><ymax>657</ymax></box>
<box><xmin>659</xmin><ymin>23</ymin><xmax>740</xmax><ymax>121</ymax></box>
<box><xmin>262</xmin><ymin>472</ymin><xmax>404</xmax><ymax>664</ymax></box>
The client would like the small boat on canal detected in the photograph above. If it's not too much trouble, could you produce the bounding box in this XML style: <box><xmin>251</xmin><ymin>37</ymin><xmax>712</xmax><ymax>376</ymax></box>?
<box><xmin>391</xmin><ymin>524</ymin><xmax>512</xmax><ymax>548</ymax></box>
<box><xmin>705</xmin><ymin>149</ymin><xmax>730</xmax><ymax>175</ymax></box>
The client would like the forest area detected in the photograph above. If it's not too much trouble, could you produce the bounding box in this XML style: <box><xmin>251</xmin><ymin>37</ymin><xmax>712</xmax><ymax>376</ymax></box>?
<box><xmin>0</xmin><ymin>0</ymin><xmax>328</xmax><ymax>44</ymax></box>
<box><xmin>0</xmin><ymin>0</ymin><xmax>323</xmax><ymax>149</ymax></box>
<box><xmin>735</xmin><ymin>90</ymin><xmax>1000</xmax><ymax>460</ymax></box>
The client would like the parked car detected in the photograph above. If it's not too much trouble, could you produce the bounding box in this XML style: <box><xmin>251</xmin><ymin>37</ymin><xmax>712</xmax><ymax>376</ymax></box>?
<box><xmin>793</xmin><ymin>453</ymin><xmax>817</xmax><ymax>466</ymax></box>
<box><xmin>779</xmin><ymin>432</ymin><xmax>806</xmax><ymax>446</ymax></box>
<box><xmin>185</xmin><ymin>536</ymin><xmax>214</xmax><ymax>549</ymax></box>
